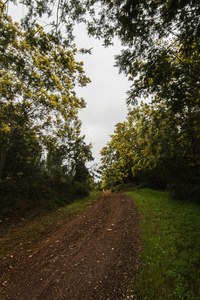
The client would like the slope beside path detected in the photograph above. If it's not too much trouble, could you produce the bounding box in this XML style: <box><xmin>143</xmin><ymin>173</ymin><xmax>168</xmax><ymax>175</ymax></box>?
<box><xmin>0</xmin><ymin>192</ymin><xmax>141</xmax><ymax>300</ymax></box>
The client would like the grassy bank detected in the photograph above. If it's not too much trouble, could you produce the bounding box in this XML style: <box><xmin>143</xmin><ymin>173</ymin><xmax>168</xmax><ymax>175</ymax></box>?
<box><xmin>0</xmin><ymin>191</ymin><xmax>100</xmax><ymax>274</ymax></box>
<box><xmin>128</xmin><ymin>188</ymin><xmax>200</xmax><ymax>300</ymax></box>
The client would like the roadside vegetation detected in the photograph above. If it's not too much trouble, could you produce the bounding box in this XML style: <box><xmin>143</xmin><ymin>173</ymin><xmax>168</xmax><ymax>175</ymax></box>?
<box><xmin>128</xmin><ymin>188</ymin><xmax>200</xmax><ymax>300</ymax></box>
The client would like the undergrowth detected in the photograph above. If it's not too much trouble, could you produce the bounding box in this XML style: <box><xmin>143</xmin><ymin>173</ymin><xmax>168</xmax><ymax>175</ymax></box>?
<box><xmin>128</xmin><ymin>188</ymin><xmax>200</xmax><ymax>300</ymax></box>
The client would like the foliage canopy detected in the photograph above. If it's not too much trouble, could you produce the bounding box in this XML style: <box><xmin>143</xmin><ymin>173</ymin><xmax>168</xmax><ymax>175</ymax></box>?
<box><xmin>1</xmin><ymin>0</ymin><xmax>200</xmax><ymax>201</ymax></box>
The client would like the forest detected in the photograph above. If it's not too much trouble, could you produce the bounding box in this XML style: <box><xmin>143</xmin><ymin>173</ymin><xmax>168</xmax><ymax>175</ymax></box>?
<box><xmin>0</xmin><ymin>0</ymin><xmax>200</xmax><ymax>216</ymax></box>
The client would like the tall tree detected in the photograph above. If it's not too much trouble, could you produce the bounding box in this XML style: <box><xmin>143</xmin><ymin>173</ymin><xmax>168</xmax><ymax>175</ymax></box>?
<box><xmin>0</xmin><ymin>1</ymin><xmax>90</xmax><ymax>180</ymax></box>
<box><xmin>100</xmin><ymin>121</ymin><xmax>136</xmax><ymax>190</ymax></box>
<box><xmin>46</xmin><ymin>118</ymin><xmax>93</xmax><ymax>185</ymax></box>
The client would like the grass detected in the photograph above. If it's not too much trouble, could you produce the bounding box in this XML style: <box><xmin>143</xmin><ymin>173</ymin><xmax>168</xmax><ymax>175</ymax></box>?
<box><xmin>127</xmin><ymin>188</ymin><xmax>200</xmax><ymax>300</ymax></box>
<box><xmin>0</xmin><ymin>191</ymin><xmax>100</xmax><ymax>263</ymax></box>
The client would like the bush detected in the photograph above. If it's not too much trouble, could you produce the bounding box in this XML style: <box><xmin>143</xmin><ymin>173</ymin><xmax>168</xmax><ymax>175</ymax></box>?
<box><xmin>169</xmin><ymin>181</ymin><xmax>200</xmax><ymax>203</ymax></box>
<box><xmin>73</xmin><ymin>182</ymin><xmax>90</xmax><ymax>197</ymax></box>
<box><xmin>0</xmin><ymin>179</ymin><xmax>71</xmax><ymax>217</ymax></box>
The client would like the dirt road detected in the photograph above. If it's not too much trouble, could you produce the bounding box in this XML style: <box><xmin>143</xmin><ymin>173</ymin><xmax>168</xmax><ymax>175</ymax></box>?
<box><xmin>0</xmin><ymin>192</ymin><xmax>141</xmax><ymax>300</ymax></box>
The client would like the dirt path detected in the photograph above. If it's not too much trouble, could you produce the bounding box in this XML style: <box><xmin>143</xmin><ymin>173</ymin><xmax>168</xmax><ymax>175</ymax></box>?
<box><xmin>0</xmin><ymin>193</ymin><xmax>141</xmax><ymax>300</ymax></box>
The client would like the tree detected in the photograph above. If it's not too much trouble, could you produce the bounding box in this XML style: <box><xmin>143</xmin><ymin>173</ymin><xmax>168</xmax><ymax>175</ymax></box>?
<box><xmin>100</xmin><ymin>120</ymin><xmax>137</xmax><ymax>190</ymax></box>
<box><xmin>0</xmin><ymin>1</ymin><xmax>90</xmax><ymax>180</ymax></box>
<box><xmin>100</xmin><ymin>101</ymin><xmax>200</xmax><ymax>199</ymax></box>
<box><xmin>0</xmin><ymin>1</ymin><xmax>95</xmax><ymax>213</ymax></box>
<box><xmin>46</xmin><ymin>119</ymin><xmax>93</xmax><ymax>186</ymax></box>
<box><xmin>1</xmin><ymin>126</ymin><xmax>42</xmax><ymax>179</ymax></box>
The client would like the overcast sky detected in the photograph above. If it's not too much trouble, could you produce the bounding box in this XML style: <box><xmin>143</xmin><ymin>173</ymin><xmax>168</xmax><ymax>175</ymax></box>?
<box><xmin>75</xmin><ymin>26</ymin><xmax>130</xmax><ymax>166</ymax></box>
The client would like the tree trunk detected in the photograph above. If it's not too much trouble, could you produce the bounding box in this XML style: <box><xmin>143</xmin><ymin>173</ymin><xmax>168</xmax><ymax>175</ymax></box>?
<box><xmin>0</xmin><ymin>128</ymin><xmax>18</xmax><ymax>179</ymax></box>
<box><xmin>0</xmin><ymin>150</ymin><xmax>8</xmax><ymax>179</ymax></box>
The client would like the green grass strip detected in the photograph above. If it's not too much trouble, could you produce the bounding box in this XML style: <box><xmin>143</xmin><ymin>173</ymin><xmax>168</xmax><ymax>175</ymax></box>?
<box><xmin>128</xmin><ymin>188</ymin><xmax>200</xmax><ymax>300</ymax></box>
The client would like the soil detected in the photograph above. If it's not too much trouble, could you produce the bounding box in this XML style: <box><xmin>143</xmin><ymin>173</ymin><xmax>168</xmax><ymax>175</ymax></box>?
<box><xmin>0</xmin><ymin>192</ymin><xmax>141</xmax><ymax>300</ymax></box>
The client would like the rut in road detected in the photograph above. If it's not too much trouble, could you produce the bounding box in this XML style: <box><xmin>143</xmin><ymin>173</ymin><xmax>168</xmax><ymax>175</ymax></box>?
<box><xmin>0</xmin><ymin>192</ymin><xmax>141</xmax><ymax>300</ymax></box>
